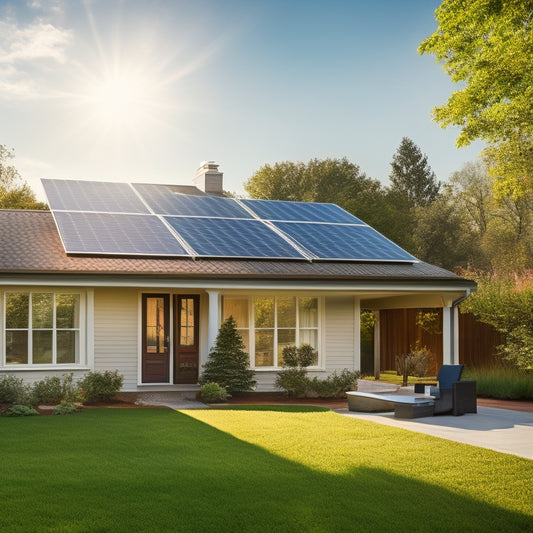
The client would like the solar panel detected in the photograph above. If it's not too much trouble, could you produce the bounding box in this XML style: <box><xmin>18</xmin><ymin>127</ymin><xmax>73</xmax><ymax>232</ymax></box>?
<box><xmin>42</xmin><ymin>179</ymin><xmax>150</xmax><ymax>214</ymax></box>
<box><xmin>241</xmin><ymin>199</ymin><xmax>364</xmax><ymax>224</ymax></box>
<box><xmin>273</xmin><ymin>222</ymin><xmax>417</xmax><ymax>262</ymax></box>
<box><xmin>164</xmin><ymin>217</ymin><xmax>306</xmax><ymax>259</ymax></box>
<box><xmin>132</xmin><ymin>183</ymin><xmax>253</xmax><ymax>218</ymax></box>
<box><xmin>53</xmin><ymin>212</ymin><xmax>190</xmax><ymax>256</ymax></box>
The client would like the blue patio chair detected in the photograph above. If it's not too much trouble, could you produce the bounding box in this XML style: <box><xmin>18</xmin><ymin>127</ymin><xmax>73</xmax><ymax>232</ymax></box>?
<box><xmin>415</xmin><ymin>364</ymin><xmax>477</xmax><ymax>416</ymax></box>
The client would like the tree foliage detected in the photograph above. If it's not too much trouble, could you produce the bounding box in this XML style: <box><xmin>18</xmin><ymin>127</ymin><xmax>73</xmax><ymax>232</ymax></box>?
<box><xmin>199</xmin><ymin>316</ymin><xmax>256</xmax><ymax>394</ymax></box>
<box><xmin>389</xmin><ymin>137</ymin><xmax>441</xmax><ymax>208</ymax></box>
<box><xmin>419</xmin><ymin>0</ymin><xmax>533</xmax><ymax>198</ymax></box>
<box><xmin>0</xmin><ymin>145</ymin><xmax>47</xmax><ymax>210</ymax></box>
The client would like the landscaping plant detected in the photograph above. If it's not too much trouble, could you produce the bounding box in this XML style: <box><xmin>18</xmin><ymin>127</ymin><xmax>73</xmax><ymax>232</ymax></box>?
<box><xmin>200</xmin><ymin>382</ymin><xmax>230</xmax><ymax>403</ymax></box>
<box><xmin>78</xmin><ymin>370</ymin><xmax>123</xmax><ymax>403</ymax></box>
<box><xmin>199</xmin><ymin>316</ymin><xmax>256</xmax><ymax>394</ymax></box>
<box><xmin>52</xmin><ymin>401</ymin><xmax>78</xmax><ymax>415</ymax></box>
<box><xmin>2</xmin><ymin>405</ymin><xmax>39</xmax><ymax>417</ymax></box>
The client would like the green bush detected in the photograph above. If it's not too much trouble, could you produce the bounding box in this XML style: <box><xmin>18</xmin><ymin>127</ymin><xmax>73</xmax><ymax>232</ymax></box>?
<box><xmin>52</xmin><ymin>402</ymin><xmax>78</xmax><ymax>415</ymax></box>
<box><xmin>275</xmin><ymin>368</ymin><xmax>310</xmax><ymax>397</ymax></box>
<box><xmin>200</xmin><ymin>383</ymin><xmax>230</xmax><ymax>403</ymax></box>
<box><xmin>0</xmin><ymin>375</ymin><xmax>34</xmax><ymax>405</ymax></box>
<box><xmin>464</xmin><ymin>365</ymin><xmax>533</xmax><ymax>400</ymax></box>
<box><xmin>309</xmin><ymin>369</ymin><xmax>360</xmax><ymax>398</ymax></box>
<box><xmin>2</xmin><ymin>405</ymin><xmax>39</xmax><ymax>417</ymax></box>
<box><xmin>281</xmin><ymin>344</ymin><xmax>317</xmax><ymax>368</ymax></box>
<box><xmin>78</xmin><ymin>370</ymin><xmax>123</xmax><ymax>404</ymax></box>
<box><xmin>32</xmin><ymin>373</ymin><xmax>79</xmax><ymax>404</ymax></box>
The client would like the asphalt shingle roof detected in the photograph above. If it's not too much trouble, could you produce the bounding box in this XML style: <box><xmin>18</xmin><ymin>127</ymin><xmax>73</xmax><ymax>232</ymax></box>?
<box><xmin>0</xmin><ymin>210</ymin><xmax>467</xmax><ymax>282</ymax></box>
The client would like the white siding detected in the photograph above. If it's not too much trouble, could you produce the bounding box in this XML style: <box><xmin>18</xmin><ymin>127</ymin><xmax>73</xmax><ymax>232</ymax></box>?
<box><xmin>93</xmin><ymin>288</ymin><xmax>138</xmax><ymax>390</ymax></box>
<box><xmin>324</xmin><ymin>296</ymin><xmax>357</xmax><ymax>371</ymax></box>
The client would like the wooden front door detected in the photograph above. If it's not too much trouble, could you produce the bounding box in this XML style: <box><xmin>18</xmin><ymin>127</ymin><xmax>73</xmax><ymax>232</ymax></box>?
<box><xmin>174</xmin><ymin>295</ymin><xmax>200</xmax><ymax>384</ymax></box>
<box><xmin>142</xmin><ymin>294</ymin><xmax>170</xmax><ymax>383</ymax></box>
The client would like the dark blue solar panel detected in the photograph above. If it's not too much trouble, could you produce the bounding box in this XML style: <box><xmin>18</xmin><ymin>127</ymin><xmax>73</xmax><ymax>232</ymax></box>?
<box><xmin>53</xmin><ymin>212</ymin><xmax>189</xmax><ymax>256</ymax></box>
<box><xmin>273</xmin><ymin>222</ymin><xmax>417</xmax><ymax>262</ymax></box>
<box><xmin>133</xmin><ymin>183</ymin><xmax>252</xmax><ymax>218</ymax></box>
<box><xmin>42</xmin><ymin>179</ymin><xmax>150</xmax><ymax>214</ymax></box>
<box><xmin>241</xmin><ymin>199</ymin><xmax>364</xmax><ymax>224</ymax></box>
<box><xmin>164</xmin><ymin>217</ymin><xmax>306</xmax><ymax>259</ymax></box>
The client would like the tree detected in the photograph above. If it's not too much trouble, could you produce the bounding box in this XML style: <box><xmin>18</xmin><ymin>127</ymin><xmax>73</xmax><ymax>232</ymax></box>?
<box><xmin>199</xmin><ymin>316</ymin><xmax>256</xmax><ymax>394</ymax></box>
<box><xmin>0</xmin><ymin>145</ymin><xmax>47</xmax><ymax>209</ymax></box>
<box><xmin>419</xmin><ymin>0</ymin><xmax>533</xmax><ymax>198</ymax></box>
<box><xmin>389</xmin><ymin>137</ymin><xmax>441</xmax><ymax>208</ymax></box>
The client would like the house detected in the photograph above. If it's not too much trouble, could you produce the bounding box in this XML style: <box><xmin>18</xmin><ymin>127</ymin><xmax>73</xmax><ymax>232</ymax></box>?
<box><xmin>0</xmin><ymin>162</ymin><xmax>475</xmax><ymax>400</ymax></box>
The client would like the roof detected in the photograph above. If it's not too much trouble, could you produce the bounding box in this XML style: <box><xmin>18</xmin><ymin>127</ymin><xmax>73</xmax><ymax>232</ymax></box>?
<box><xmin>0</xmin><ymin>210</ymin><xmax>472</xmax><ymax>284</ymax></box>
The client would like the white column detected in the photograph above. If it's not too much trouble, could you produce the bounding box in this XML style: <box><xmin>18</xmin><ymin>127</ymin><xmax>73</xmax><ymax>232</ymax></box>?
<box><xmin>353</xmin><ymin>297</ymin><xmax>361</xmax><ymax>372</ymax></box>
<box><xmin>442</xmin><ymin>306</ymin><xmax>453</xmax><ymax>365</ymax></box>
<box><xmin>206</xmin><ymin>290</ymin><xmax>220</xmax><ymax>352</ymax></box>
<box><xmin>453</xmin><ymin>306</ymin><xmax>460</xmax><ymax>365</ymax></box>
<box><xmin>373</xmin><ymin>311</ymin><xmax>381</xmax><ymax>380</ymax></box>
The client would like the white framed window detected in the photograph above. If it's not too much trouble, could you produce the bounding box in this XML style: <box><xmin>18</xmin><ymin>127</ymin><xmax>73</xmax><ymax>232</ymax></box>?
<box><xmin>222</xmin><ymin>295</ymin><xmax>321</xmax><ymax>369</ymax></box>
<box><xmin>3</xmin><ymin>291</ymin><xmax>83</xmax><ymax>366</ymax></box>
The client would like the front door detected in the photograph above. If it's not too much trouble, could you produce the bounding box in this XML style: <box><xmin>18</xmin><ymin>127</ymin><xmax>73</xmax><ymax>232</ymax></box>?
<box><xmin>142</xmin><ymin>294</ymin><xmax>170</xmax><ymax>383</ymax></box>
<box><xmin>174</xmin><ymin>295</ymin><xmax>200</xmax><ymax>384</ymax></box>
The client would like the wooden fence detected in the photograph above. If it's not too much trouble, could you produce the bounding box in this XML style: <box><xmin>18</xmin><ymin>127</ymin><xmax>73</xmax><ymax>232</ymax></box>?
<box><xmin>376</xmin><ymin>309</ymin><xmax>503</xmax><ymax>373</ymax></box>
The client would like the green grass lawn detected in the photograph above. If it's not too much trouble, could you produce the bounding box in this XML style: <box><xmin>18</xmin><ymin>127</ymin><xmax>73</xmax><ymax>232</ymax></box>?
<box><xmin>1</xmin><ymin>407</ymin><xmax>531</xmax><ymax>532</ymax></box>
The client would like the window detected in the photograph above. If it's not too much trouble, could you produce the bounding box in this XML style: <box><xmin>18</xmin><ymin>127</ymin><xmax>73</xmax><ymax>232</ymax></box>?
<box><xmin>3</xmin><ymin>292</ymin><xmax>81</xmax><ymax>366</ymax></box>
<box><xmin>223</xmin><ymin>295</ymin><xmax>320</xmax><ymax>368</ymax></box>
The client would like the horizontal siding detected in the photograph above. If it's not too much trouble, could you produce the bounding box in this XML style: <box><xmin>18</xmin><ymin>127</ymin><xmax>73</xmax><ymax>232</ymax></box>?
<box><xmin>94</xmin><ymin>288</ymin><xmax>138</xmax><ymax>390</ymax></box>
<box><xmin>324</xmin><ymin>296</ymin><xmax>357</xmax><ymax>371</ymax></box>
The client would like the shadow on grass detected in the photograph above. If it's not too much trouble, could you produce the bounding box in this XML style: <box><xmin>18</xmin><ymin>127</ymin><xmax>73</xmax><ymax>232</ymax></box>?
<box><xmin>0</xmin><ymin>408</ymin><xmax>531</xmax><ymax>533</ymax></box>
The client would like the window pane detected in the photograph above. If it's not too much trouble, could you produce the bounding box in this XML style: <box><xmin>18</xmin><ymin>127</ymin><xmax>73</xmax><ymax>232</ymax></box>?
<box><xmin>299</xmin><ymin>330</ymin><xmax>318</xmax><ymax>365</ymax></box>
<box><xmin>32</xmin><ymin>293</ymin><xmax>54</xmax><ymax>329</ymax></box>
<box><xmin>33</xmin><ymin>330</ymin><xmax>53</xmax><ymax>364</ymax></box>
<box><xmin>6</xmin><ymin>293</ymin><xmax>29</xmax><ymax>329</ymax></box>
<box><xmin>56</xmin><ymin>294</ymin><xmax>80</xmax><ymax>328</ymax></box>
<box><xmin>146</xmin><ymin>297</ymin><xmax>166</xmax><ymax>354</ymax></box>
<box><xmin>299</xmin><ymin>297</ymin><xmax>318</xmax><ymax>327</ymax></box>
<box><xmin>254</xmin><ymin>297</ymin><xmax>274</xmax><ymax>328</ymax></box>
<box><xmin>57</xmin><ymin>330</ymin><xmax>78</xmax><ymax>364</ymax></box>
<box><xmin>6</xmin><ymin>331</ymin><xmax>28</xmax><ymax>364</ymax></box>
<box><xmin>277</xmin><ymin>297</ymin><xmax>296</xmax><ymax>327</ymax></box>
<box><xmin>223</xmin><ymin>298</ymin><xmax>249</xmax><ymax>328</ymax></box>
<box><xmin>278</xmin><ymin>329</ymin><xmax>296</xmax><ymax>366</ymax></box>
<box><xmin>255</xmin><ymin>329</ymin><xmax>274</xmax><ymax>366</ymax></box>
<box><xmin>180</xmin><ymin>298</ymin><xmax>195</xmax><ymax>346</ymax></box>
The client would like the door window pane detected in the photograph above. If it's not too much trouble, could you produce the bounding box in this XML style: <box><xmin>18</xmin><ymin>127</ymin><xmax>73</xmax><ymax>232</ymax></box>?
<box><xmin>33</xmin><ymin>330</ymin><xmax>53</xmax><ymax>364</ymax></box>
<box><xmin>146</xmin><ymin>297</ymin><xmax>167</xmax><ymax>354</ymax></box>
<box><xmin>56</xmin><ymin>294</ymin><xmax>80</xmax><ymax>328</ymax></box>
<box><xmin>223</xmin><ymin>298</ymin><xmax>249</xmax><ymax>328</ymax></box>
<box><xmin>32</xmin><ymin>293</ymin><xmax>54</xmax><ymax>329</ymax></box>
<box><xmin>57</xmin><ymin>331</ymin><xmax>78</xmax><ymax>364</ymax></box>
<box><xmin>277</xmin><ymin>297</ymin><xmax>296</xmax><ymax>327</ymax></box>
<box><xmin>180</xmin><ymin>298</ymin><xmax>195</xmax><ymax>346</ymax></box>
<box><xmin>6</xmin><ymin>293</ymin><xmax>29</xmax><ymax>329</ymax></box>
<box><xmin>299</xmin><ymin>297</ymin><xmax>318</xmax><ymax>327</ymax></box>
<box><xmin>254</xmin><ymin>297</ymin><xmax>274</xmax><ymax>328</ymax></box>
<box><xmin>6</xmin><ymin>331</ymin><xmax>28</xmax><ymax>364</ymax></box>
<box><xmin>255</xmin><ymin>329</ymin><xmax>274</xmax><ymax>366</ymax></box>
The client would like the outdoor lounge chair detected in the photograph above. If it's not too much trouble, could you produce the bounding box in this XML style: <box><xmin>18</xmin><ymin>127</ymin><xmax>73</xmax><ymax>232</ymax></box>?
<box><xmin>414</xmin><ymin>364</ymin><xmax>477</xmax><ymax>416</ymax></box>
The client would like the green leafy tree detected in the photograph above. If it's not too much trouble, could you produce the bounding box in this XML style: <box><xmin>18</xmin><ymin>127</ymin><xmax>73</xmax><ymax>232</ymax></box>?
<box><xmin>389</xmin><ymin>137</ymin><xmax>441</xmax><ymax>208</ymax></box>
<box><xmin>0</xmin><ymin>145</ymin><xmax>48</xmax><ymax>209</ymax></box>
<box><xmin>199</xmin><ymin>316</ymin><xmax>256</xmax><ymax>394</ymax></box>
<box><xmin>419</xmin><ymin>0</ymin><xmax>533</xmax><ymax>198</ymax></box>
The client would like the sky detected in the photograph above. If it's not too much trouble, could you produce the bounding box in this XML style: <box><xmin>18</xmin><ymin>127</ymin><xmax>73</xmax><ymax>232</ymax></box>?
<box><xmin>0</xmin><ymin>0</ymin><xmax>485</xmax><ymax>202</ymax></box>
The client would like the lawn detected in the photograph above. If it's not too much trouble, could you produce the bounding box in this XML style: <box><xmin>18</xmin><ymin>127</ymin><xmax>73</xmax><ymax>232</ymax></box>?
<box><xmin>1</xmin><ymin>407</ymin><xmax>531</xmax><ymax>532</ymax></box>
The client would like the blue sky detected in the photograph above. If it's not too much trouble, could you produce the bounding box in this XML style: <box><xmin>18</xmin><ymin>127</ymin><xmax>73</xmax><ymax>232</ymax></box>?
<box><xmin>0</xmin><ymin>0</ymin><xmax>484</xmax><ymax>200</ymax></box>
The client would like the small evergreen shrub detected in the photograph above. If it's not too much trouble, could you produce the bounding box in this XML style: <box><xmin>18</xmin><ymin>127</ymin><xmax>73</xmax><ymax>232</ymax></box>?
<box><xmin>0</xmin><ymin>375</ymin><xmax>34</xmax><ymax>405</ymax></box>
<box><xmin>309</xmin><ymin>369</ymin><xmax>360</xmax><ymax>398</ymax></box>
<box><xmin>275</xmin><ymin>368</ymin><xmax>310</xmax><ymax>397</ymax></box>
<box><xmin>281</xmin><ymin>344</ymin><xmax>317</xmax><ymax>369</ymax></box>
<box><xmin>32</xmin><ymin>376</ymin><xmax>63</xmax><ymax>404</ymax></box>
<box><xmin>3</xmin><ymin>405</ymin><xmax>39</xmax><ymax>417</ymax></box>
<box><xmin>200</xmin><ymin>383</ymin><xmax>230</xmax><ymax>403</ymax></box>
<box><xmin>199</xmin><ymin>316</ymin><xmax>256</xmax><ymax>394</ymax></box>
<box><xmin>52</xmin><ymin>401</ymin><xmax>78</xmax><ymax>415</ymax></box>
<box><xmin>78</xmin><ymin>370</ymin><xmax>123</xmax><ymax>403</ymax></box>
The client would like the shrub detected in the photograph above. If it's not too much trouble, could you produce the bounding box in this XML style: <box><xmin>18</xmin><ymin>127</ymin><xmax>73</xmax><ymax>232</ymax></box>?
<box><xmin>200</xmin><ymin>383</ymin><xmax>230</xmax><ymax>403</ymax></box>
<box><xmin>199</xmin><ymin>316</ymin><xmax>256</xmax><ymax>394</ymax></box>
<box><xmin>464</xmin><ymin>365</ymin><xmax>533</xmax><ymax>400</ymax></box>
<box><xmin>396</xmin><ymin>344</ymin><xmax>434</xmax><ymax>386</ymax></box>
<box><xmin>52</xmin><ymin>401</ymin><xmax>78</xmax><ymax>415</ymax></box>
<box><xmin>0</xmin><ymin>375</ymin><xmax>34</xmax><ymax>405</ymax></box>
<box><xmin>2</xmin><ymin>405</ymin><xmax>39</xmax><ymax>417</ymax></box>
<box><xmin>275</xmin><ymin>368</ymin><xmax>310</xmax><ymax>397</ymax></box>
<box><xmin>78</xmin><ymin>370</ymin><xmax>123</xmax><ymax>404</ymax></box>
<box><xmin>309</xmin><ymin>369</ymin><xmax>360</xmax><ymax>398</ymax></box>
<box><xmin>281</xmin><ymin>344</ymin><xmax>317</xmax><ymax>369</ymax></box>
<box><xmin>32</xmin><ymin>376</ymin><xmax>63</xmax><ymax>404</ymax></box>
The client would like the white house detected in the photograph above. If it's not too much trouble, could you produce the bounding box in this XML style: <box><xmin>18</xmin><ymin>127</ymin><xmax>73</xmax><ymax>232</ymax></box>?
<box><xmin>0</xmin><ymin>162</ymin><xmax>475</xmax><ymax>400</ymax></box>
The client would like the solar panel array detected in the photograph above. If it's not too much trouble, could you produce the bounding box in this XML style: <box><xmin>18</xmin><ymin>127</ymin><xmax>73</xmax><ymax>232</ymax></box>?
<box><xmin>42</xmin><ymin>179</ymin><xmax>417</xmax><ymax>262</ymax></box>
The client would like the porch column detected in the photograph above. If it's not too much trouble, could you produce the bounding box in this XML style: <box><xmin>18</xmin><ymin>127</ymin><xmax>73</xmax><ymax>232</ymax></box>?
<box><xmin>442</xmin><ymin>306</ymin><xmax>454</xmax><ymax>365</ymax></box>
<box><xmin>206</xmin><ymin>290</ymin><xmax>220</xmax><ymax>352</ymax></box>
<box><xmin>373</xmin><ymin>311</ymin><xmax>380</xmax><ymax>380</ymax></box>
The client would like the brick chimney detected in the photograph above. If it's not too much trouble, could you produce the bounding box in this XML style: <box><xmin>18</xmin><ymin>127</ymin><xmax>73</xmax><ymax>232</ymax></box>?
<box><xmin>193</xmin><ymin>161</ymin><xmax>223</xmax><ymax>195</ymax></box>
